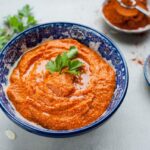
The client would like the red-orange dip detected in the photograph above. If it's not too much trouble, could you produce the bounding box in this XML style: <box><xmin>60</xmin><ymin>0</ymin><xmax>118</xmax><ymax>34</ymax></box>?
<box><xmin>103</xmin><ymin>0</ymin><xmax>150</xmax><ymax>30</ymax></box>
<box><xmin>7</xmin><ymin>39</ymin><xmax>116</xmax><ymax>130</ymax></box>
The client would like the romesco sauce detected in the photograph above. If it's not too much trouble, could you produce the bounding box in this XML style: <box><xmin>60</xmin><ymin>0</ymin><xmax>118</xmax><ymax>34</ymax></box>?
<box><xmin>7</xmin><ymin>39</ymin><xmax>116</xmax><ymax>130</ymax></box>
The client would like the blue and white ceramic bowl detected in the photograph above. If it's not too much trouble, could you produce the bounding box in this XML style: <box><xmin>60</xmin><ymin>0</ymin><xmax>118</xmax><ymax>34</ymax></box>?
<box><xmin>0</xmin><ymin>22</ymin><xmax>128</xmax><ymax>137</ymax></box>
<box><xmin>144</xmin><ymin>55</ymin><xmax>150</xmax><ymax>86</ymax></box>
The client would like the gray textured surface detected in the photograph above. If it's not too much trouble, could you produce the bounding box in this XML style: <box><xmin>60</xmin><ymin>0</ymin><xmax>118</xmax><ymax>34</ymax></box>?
<box><xmin>0</xmin><ymin>0</ymin><xmax>150</xmax><ymax>150</ymax></box>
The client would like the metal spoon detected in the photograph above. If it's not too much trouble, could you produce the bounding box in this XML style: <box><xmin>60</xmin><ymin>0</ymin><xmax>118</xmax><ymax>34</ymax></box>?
<box><xmin>117</xmin><ymin>0</ymin><xmax>150</xmax><ymax>17</ymax></box>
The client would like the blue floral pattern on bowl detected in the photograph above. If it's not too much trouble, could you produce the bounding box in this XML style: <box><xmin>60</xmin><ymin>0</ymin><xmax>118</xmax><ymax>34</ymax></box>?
<box><xmin>0</xmin><ymin>22</ymin><xmax>129</xmax><ymax>137</ymax></box>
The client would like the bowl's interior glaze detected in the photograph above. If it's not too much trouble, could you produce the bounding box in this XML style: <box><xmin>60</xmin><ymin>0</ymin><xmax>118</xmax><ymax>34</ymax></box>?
<box><xmin>0</xmin><ymin>23</ymin><xmax>128</xmax><ymax>137</ymax></box>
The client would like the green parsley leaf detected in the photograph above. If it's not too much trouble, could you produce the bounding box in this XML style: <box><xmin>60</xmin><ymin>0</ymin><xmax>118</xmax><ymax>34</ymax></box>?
<box><xmin>68</xmin><ymin>60</ymin><xmax>83</xmax><ymax>71</ymax></box>
<box><xmin>18</xmin><ymin>4</ymin><xmax>32</xmax><ymax>17</ymax></box>
<box><xmin>61</xmin><ymin>52</ymin><xmax>69</xmax><ymax>67</ymax></box>
<box><xmin>46</xmin><ymin>46</ymin><xmax>84</xmax><ymax>76</ymax></box>
<box><xmin>0</xmin><ymin>28</ymin><xmax>6</xmax><ymax>35</ymax></box>
<box><xmin>0</xmin><ymin>30</ymin><xmax>11</xmax><ymax>49</ymax></box>
<box><xmin>27</xmin><ymin>15</ymin><xmax>37</xmax><ymax>27</ymax></box>
<box><xmin>6</xmin><ymin>15</ymin><xmax>24</xmax><ymax>33</ymax></box>
<box><xmin>55</xmin><ymin>54</ymin><xmax>62</xmax><ymax>72</ymax></box>
<box><xmin>0</xmin><ymin>36</ymin><xmax>7</xmax><ymax>49</ymax></box>
<box><xmin>0</xmin><ymin>4</ymin><xmax>37</xmax><ymax>51</ymax></box>
<box><xmin>46</xmin><ymin>61</ymin><xmax>57</xmax><ymax>73</ymax></box>
<box><xmin>67</xmin><ymin>46</ymin><xmax>78</xmax><ymax>59</ymax></box>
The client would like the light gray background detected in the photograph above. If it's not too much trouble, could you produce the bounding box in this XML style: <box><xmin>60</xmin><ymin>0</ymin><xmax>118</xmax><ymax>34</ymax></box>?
<box><xmin>0</xmin><ymin>0</ymin><xmax>150</xmax><ymax>150</ymax></box>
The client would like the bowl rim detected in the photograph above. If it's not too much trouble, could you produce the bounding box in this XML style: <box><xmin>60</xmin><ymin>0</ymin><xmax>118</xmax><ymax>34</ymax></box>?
<box><xmin>100</xmin><ymin>0</ymin><xmax>150</xmax><ymax>34</ymax></box>
<box><xmin>144</xmin><ymin>55</ymin><xmax>150</xmax><ymax>86</ymax></box>
<box><xmin>0</xmin><ymin>22</ymin><xmax>129</xmax><ymax>137</ymax></box>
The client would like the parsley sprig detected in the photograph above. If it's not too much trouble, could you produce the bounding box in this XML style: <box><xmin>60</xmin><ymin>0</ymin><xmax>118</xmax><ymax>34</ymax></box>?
<box><xmin>46</xmin><ymin>46</ymin><xmax>84</xmax><ymax>76</ymax></box>
<box><xmin>0</xmin><ymin>4</ymin><xmax>37</xmax><ymax>50</ymax></box>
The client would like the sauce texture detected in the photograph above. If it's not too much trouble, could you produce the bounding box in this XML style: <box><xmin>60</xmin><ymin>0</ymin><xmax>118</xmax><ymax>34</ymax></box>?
<box><xmin>7</xmin><ymin>39</ymin><xmax>116</xmax><ymax>130</ymax></box>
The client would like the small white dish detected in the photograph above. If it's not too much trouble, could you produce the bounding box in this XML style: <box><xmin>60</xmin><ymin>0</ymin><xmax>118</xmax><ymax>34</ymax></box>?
<box><xmin>100</xmin><ymin>0</ymin><xmax>150</xmax><ymax>34</ymax></box>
